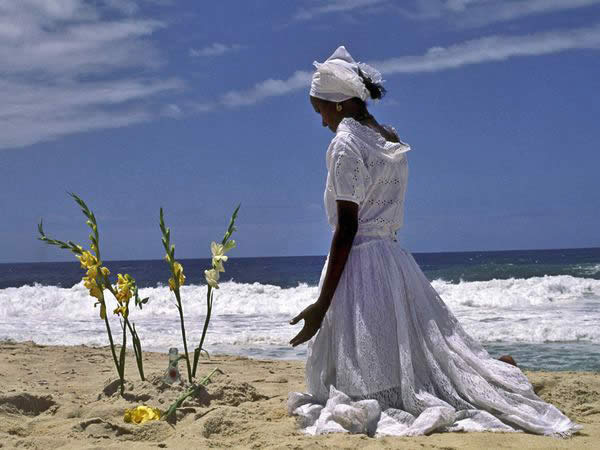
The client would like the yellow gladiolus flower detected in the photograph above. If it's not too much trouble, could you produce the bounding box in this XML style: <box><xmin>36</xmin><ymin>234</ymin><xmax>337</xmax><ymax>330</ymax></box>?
<box><xmin>123</xmin><ymin>405</ymin><xmax>162</xmax><ymax>424</ymax></box>
<box><xmin>117</xmin><ymin>273</ymin><xmax>128</xmax><ymax>287</ymax></box>
<box><xmin>82</xmin><ymin>274</ymin><xmax>103</xmax><ymax>300</ymax></box>
<box><xmin>82</xmin><ymin>276</ymin><xmax>94</xmax><ymax>289</ymax></box>
<box><xmin>113</xmin><ymin>305</ymin><xmax>128</xmax><ymax>318</ymax></box>
<box><xmin>116</xmin><ymin>289</ymin><xmax>132</xmax><ymax>302</ymax></box>
<box><xmin>77</xmin><ymin>251</ymin><xmax>98</xmax><ymax>269</ymax></box>
<box><xmin>100</xmin><ymin>266</ymin><xmax>110</xmax><ymax>277</ymax></box>
<box><xmin>173</xmin><ymin>261</ymin><xmax>183</xmax><ymax>275</ymax></box>
<box><xmin>86</xmin><ymin>265</ymin><xmax>98</xmax><ymax>279</ymax></box>
<box><xmin>204</xmin><ymin>268</ymin><xmax>219</xmax><ymax>289</ymax></box>
<box><xmin>168</xmin><ymin>262</ymin><xmax>185</xmax><ymax>291</ymax></box>
<box><xmin>174</xmin><ymin>262</ymin><xmax>185</xmax><ymax>283</ymax></box>
<box><xmin>115</xmin><ymin>273</ymin><xmax>133</xmax><ymax>301</ymax></box>
<box><xmin>89</xmin><ymin>285</ymin><xmax>103</xmax><ymax>299</ymax></box>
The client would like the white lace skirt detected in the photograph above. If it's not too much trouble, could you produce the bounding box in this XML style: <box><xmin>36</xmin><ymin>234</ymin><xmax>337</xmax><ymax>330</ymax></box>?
<box><xmin>287</xmin><ymin>235</ymin><xmax>582</xmax><ymax>437</ymax></box>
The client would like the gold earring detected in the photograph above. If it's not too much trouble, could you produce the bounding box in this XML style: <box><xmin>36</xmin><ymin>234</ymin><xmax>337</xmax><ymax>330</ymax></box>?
<box><xmin>336</xmin><ymin>103</ymin><xmax>343</xmax><ymax>112</ymax></box>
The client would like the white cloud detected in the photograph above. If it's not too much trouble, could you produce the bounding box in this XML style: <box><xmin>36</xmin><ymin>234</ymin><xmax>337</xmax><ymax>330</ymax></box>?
<box><xmin>1</xmin><ymin>78</ymin><xmax>183</xmax><ymax>149</ymax></box>
<box><xmin>295</xmin><ymin>0</ymin><xmax>600</xmax><ymax>27</ymax></box>
<box><xmin>217</xmin><ymin>24</ymin><xmax>600</xmax><ymax>107</ymax></box>
<box><xmin>101</xmin><ymin>0</ymin><xmax>140</xmax><ymax>15</ymax></box>
<box><xmin>373</xmin><ymin>23</ymin><xmax>600</xmax><ymax>74</ymax></box>
<box><xmin>220</xmin><ymin>71</ymin><xmax>312</xmax><ymax>107</ymax></box>
<box><xmin>293</xmin><ymin>0</ymin><xmax>387</xmax><ymax>21</ymax></box>
<box><xmin>0</xmin><ymin>0</ymin><xmax>182</xmax><ymax>151</ymax></box>
<box><xmin>446</xmin><ymin>0</ymin><xmax>600</xmax><ymax>27</ymax></box>
<box><xmin>161</xmin><ymin>103</ymin><xmax>183</xmax><ymax>118</ymax></box>
<box><xmin>189</xmin><ymin>43</ymin><xmax>243</xmax><ymax>57</ymax></box>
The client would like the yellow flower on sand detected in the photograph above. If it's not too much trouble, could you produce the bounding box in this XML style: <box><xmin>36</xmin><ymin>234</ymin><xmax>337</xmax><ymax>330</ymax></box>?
<box><xmin>124</xmin><ymin>405</ymin><xmax>162</xmax><ymax>424</ymax></box>
<box><xmin>204</xmin><ymin>268</ymin><xmax>220</xmax><ymax>289</ymax></box>
<box><xmin>168</xmin><ymin>261</ymin><xmax>185</xmax><ymax>291</ymax></box>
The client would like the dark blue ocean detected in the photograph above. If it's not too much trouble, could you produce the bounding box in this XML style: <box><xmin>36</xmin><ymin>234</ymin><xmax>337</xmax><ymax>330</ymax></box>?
<box><xmin>1</xmin><ymin>247</ymin><xmax>599</xmax><ymax>371</ymax></box>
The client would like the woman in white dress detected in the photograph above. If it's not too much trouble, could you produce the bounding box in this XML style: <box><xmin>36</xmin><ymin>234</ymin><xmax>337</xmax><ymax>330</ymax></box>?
<box><xmin>287</xmin><ymin>46</ymin><xmax>582</xmax><ymax>438</ymax></box>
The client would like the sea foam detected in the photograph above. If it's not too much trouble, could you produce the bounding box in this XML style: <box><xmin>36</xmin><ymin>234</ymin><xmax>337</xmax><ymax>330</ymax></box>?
<box><xmin>1</xmin><ymin>275</ymin><xmax>599</xmax><ymax>355</ymax></box>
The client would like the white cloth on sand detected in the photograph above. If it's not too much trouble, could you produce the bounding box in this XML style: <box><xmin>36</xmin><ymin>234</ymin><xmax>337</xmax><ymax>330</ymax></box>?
<box><xmin>287</xmin><ymin>118</ymin><xmax>582</xmax><ymax>438</ymax></box>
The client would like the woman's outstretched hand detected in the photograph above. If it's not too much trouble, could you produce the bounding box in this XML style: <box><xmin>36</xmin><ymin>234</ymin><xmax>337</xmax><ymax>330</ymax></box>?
<box><xmin>289</xmin><ymin>302</ymin><xmax>328</xmax><ymax>347</ymax></box>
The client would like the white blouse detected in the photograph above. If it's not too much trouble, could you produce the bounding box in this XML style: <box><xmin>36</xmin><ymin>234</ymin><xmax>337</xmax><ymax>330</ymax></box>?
<box><xmin>324</xmin><ymin>117</ymin><xmax>411</xmax><ymax>240</ymax></box>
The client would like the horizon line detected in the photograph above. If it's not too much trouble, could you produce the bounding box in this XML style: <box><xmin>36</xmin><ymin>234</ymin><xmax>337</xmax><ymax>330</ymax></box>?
<box><xmin>2</xmin><ymin>245</ymin><xmax>599</xmax><ymax>265</ymax></box>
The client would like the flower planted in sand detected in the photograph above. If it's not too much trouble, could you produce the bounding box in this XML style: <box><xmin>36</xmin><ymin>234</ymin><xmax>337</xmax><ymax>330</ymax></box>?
<box><xmin>193</xmin><ymin>205</ymin><xmax>239</xmax><ymax>378</ymax></box>
<box><xmin>38</xmin><ymin>193</ymin><xmax>149</xmax><ymax>395</ymax></box>
<box><xmin>160</xmin><ymin>208</ymin><xmax>194</xmax><ymax>383</ymax></box>
<box><xmin>159</xmin><ymin>205</ymin><xmax>240</xmax><ymax>382</ymax></box>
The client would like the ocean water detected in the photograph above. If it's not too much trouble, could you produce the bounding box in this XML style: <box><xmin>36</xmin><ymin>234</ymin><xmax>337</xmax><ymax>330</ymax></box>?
<box><xmin>1</xmin><ymin>247</ymin><xmax>599</xmax><ymax>371</ymax></box>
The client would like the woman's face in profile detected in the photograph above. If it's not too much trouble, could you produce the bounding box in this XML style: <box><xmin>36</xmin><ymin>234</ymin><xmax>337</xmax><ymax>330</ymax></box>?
<box><xmin>310</xmin><ymin>96</ymin><xmax>339</xmax><ymax>133</ymax></box>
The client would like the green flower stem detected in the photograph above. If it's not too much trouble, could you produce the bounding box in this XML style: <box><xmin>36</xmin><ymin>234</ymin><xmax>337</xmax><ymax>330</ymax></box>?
<box><xmin>101</xmin><ymin>307</ymin><xmax>124</xmax><ymax>395</ymax></box>
<box><xmin>163</xmin><ymin>367</ymin><xmax>223</xmax><ymax>419</ymax></box>
<box><xmin>160</xmin><ymin>208</ymin><xmax>193</xmax><ymax>382</ymax></box>
<box><xmin>192</xmin><ymin>288</ymin><xmax>213</xmax><ymax>378</ymax></box>
<box><xmin>174</xmin><ymin>289</ymin><xmax>193</xmax><ymax>382</ymax></box>
<box><xmin>102</xmin><ymin>278</ymin><xmax>145</xmax><ymax>381</ymax></box>
<box><xmin>118</xmin><ymin>319</ymin><xmax>127</xmax><ymax>396</ymax></box>
<box><xmin>125</xmin><ymin>320</ymin><xmax>145</xmax><ymax>381</ymax></box>
<box><xmin>191</xmin><ymin>204</ymin><xmax>240</xmax><ymax>378</ymax></box>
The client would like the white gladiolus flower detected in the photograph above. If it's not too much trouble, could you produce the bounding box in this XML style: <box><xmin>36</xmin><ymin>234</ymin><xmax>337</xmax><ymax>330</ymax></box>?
<box><xmin>212</xmin><ymin>257</ymin><xmax>225</xmax><ymax>273</ymax></box>
<box><xmin>204</xmin><ymin>268</ymin><xmax>220</xmax><ymax>289</ymax></box>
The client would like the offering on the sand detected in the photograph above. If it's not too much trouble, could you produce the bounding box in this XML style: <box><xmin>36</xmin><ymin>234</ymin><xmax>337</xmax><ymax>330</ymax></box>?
<box><xmin>124</xmin><ymin>405</ymin><xmax>162</xmax><ymax>424</ymax></box>
<box><xmin>164</xmin><ymin>347</ymin><xmax>182</xmax><ymax>384</ymax></box>
<box><xmin>36</xmin><ymin>194</ymin><xmax>240</xmax><ymax>402</ymax></box>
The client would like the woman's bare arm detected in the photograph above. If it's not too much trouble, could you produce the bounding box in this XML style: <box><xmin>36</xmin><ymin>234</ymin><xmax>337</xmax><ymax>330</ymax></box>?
<box><xmin>289</xmin><ymin>200</ymin><xmax>358</xmax><ymax>347</ymax></box>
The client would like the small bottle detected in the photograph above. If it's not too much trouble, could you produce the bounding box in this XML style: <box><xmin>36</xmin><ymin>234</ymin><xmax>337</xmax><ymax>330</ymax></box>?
<box><xmin>164</xmin><ymin>347</ymin><xmax>181</xmax><ymax>384</ymax></box>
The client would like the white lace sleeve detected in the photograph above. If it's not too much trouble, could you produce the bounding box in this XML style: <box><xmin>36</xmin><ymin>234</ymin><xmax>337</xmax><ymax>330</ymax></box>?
<box><xmin>328</xmin><ymin>136</ymin><xmax>369</xmax><ymax>205</ymax></box>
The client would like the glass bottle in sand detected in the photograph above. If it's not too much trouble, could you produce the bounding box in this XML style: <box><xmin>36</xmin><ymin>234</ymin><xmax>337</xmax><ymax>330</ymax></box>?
<box><xmin>164</xmin><ymin>347</ymin><xmax>181</xmax><ymax>384</ymax></box>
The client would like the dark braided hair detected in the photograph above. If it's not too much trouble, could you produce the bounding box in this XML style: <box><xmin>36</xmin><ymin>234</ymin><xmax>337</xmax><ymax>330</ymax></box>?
<box><xmin>357</xmin><ymin>67</ymin><xmax>386</xmax><ymax>100</ymax></box>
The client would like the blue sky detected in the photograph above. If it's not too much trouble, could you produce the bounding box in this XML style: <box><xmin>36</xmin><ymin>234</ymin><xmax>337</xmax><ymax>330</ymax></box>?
<box><xmin>1</xmin><ymin>0</ymin><xmax>600</xmax><ymax>263</ymax></box>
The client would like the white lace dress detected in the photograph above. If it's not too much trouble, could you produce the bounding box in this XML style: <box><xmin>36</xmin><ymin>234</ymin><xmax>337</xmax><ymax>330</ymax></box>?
<box><xmin>287</xmin><ymin>117</ymin><xmax>582</xmax><ymax>437</ymax></box>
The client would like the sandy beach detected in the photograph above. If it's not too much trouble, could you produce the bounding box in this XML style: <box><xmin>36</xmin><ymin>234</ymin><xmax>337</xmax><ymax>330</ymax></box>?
<box><xmin>0</xmin><ymin>340</ymin><xmax>598</xmax><ymax>449</ymax></box>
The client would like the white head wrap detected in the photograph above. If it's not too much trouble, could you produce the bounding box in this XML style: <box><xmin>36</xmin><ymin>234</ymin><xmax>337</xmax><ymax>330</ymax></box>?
<box><xmin>310</xmin><ymin>46</ymin><xmax>383</xmax><ymax>103</ymax></box>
